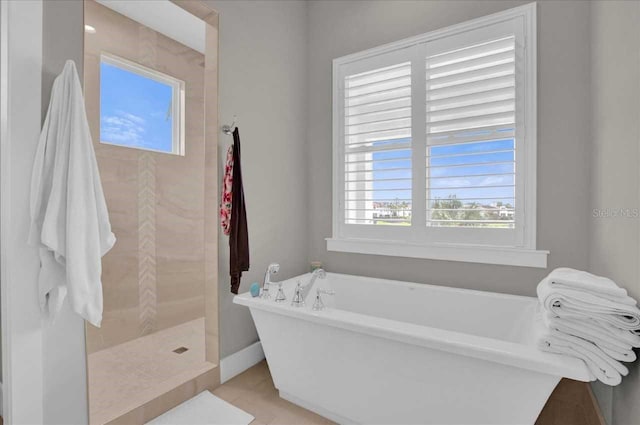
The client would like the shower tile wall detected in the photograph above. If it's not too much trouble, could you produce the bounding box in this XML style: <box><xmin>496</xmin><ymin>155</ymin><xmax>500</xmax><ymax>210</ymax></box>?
<box><xmin>84</xmin><ymin>0</ymin><xmax>206</xmax><ymax>354</ymax></box>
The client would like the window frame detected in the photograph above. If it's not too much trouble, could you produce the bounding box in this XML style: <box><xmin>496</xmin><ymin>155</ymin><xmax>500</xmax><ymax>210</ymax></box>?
<box><xmin>99</xmin><ymin>52</ymin><xmax>186</xmax><ymax>156</ymax></box>
<box><xmin>329</xmin><ymin>3</ymin><xmax>548</xmax><ymax>268</ymax></box>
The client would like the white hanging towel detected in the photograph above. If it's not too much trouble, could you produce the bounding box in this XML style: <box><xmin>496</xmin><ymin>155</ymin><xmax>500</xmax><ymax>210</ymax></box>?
<box><xmin>29</xmin><ymin>60</ymin><xmax>115</xmax><ymax>327</ymax></box>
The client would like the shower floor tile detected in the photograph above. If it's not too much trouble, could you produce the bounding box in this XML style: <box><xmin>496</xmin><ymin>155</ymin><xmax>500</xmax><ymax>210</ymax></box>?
<box><xmin>88</xmin><ymin>318</ymin><xmax>216</xmax><ymax>425</ymax></box>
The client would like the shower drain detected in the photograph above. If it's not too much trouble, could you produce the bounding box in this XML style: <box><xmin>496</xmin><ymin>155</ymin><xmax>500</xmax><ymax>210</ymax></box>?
<box><xmin>173</xmin><ymin>346</ymin><xmax>189</xmax><ymax>354</ymax></box>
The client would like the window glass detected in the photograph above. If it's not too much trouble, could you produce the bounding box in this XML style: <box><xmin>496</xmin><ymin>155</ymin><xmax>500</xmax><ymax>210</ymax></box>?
<box><xmin>100</xmin><ymin>54</ymin><xmax>184</xmax><ymax>155</ymax></box>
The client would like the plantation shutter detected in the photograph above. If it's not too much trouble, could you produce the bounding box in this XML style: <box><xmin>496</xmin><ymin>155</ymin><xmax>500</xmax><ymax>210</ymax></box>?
<box><xmin>425</xmin><ymin>33</ymin><xmax>519</xmax><ymax>229</ymax></box>
<box><xmin>333</xmin><ymin>11</ymin><xmax>535</xmax><ymax>252</ymax></box>
<box><xmin>343</xmin><ymin>60</ymin><xmax>413</xmax><ymax>225</ymax></box>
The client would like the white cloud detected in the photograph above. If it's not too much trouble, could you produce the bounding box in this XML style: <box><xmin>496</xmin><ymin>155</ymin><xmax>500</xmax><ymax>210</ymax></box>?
<box><xmin>435</xmin><ymin>177</ymin><xmax>471</xmax><ymax>188</ymax></box>
<box><xmin>433</xmin><ymin>174</ymin><xmax>513</xmax><ymax>189</ymax></box>
<box><xmin>478</xmin><ymin>175</ymin><xmax>512</xmax><ymax>186</ymax></box>
<box><xmin>117</xmin><ymin>111</ymin><xmax>146</xmax><ymax>125</ymax></box>
<box><xmin>101</xmin><ymin>111</ymin><xmax>146</xmax><ymax>146</ymax></box>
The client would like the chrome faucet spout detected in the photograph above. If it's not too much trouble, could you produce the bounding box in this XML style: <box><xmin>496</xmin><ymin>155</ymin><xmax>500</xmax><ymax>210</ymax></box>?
<box><xmin>301</xmin><ymin>268</ymin><xmax>326</xmax><ymax>302</ymax></box>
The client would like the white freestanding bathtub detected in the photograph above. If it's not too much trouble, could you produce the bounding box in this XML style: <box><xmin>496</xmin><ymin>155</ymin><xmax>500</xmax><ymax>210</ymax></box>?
<box><xmin>234</xmin><ymin>272</ymin><xmax>591</xmax><ymax>425</ymax></box>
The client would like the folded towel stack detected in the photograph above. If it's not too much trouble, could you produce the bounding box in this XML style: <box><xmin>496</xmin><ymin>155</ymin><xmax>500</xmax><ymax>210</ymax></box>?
<box><xmin>536</xmin><ymin>268</ymin><xmax>640</xmax><ymax>386</ymax></box>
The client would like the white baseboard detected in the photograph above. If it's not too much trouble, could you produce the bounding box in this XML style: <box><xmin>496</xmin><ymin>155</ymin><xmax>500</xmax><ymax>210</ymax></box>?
<box><xmin>220</xmin><ymin>341</ymin><xmax>265</xmax><ymax>384</ymax></box>
<box><xmin>280</xmin><ymin>391</ymin><xmax>355</xmax><ymax>425</ymax></box>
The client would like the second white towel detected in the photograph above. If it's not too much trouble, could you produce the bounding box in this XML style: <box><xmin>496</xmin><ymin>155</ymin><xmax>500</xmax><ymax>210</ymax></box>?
<box><xmin>538</xmin><ymin>283</ymin><xmax>640</xmax><ymax>331</ymax></box>
<box><xmin>538</xmin><ymin>328</ymin><xmax>628</xmax><ymax>386</ymax></box>
<box><xmin>543</xmin><ymin>313</ymin><xmax>637</xmax><ymax>362</ymax></box>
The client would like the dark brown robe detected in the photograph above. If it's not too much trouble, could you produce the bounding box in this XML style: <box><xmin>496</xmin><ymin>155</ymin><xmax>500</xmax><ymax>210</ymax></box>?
<box><xmin>229</xmin><ymin>128</ymin><xmax>249</xmax><ymax>294</ymax></box>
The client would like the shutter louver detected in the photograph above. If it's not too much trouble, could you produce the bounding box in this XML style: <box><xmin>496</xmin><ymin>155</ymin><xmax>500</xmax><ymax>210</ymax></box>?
<box><xmin>425</xmin><ymin>36</ymin><xmax>517</xmax><ymax>228</ymax></box>
<box><xmin>344</xmin><ymin>62</ymin><xmax>412</xmax><ymax>225</ymax></box>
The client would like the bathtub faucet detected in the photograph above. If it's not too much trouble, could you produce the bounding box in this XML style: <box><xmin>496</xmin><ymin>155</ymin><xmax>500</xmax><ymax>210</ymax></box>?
<box><xmin>291</xmin><ymin>268</ymin><xmax>326</xmax><ymax>307</ymax></box>
<box><xmin>261</xmin><ymin>263</ymin><xmax>280</xmax><ymax>299</ymax></box>
<box><xmin>302</xmin><ymin>268</ymin><xmax>326</xmax><ymax>302</ymax></box>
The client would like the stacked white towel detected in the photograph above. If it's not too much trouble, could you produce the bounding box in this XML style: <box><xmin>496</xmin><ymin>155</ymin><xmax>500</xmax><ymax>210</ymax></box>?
<box><xmin>537</xmin><ymin>268</ymin><xmax>640</xmax><ymax>386</ymax></box>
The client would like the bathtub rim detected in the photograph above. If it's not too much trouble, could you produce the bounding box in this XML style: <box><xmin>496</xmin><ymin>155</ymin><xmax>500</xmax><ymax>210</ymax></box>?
<box><xmin>234</xmin><ymin>272</ymin><xmax>592</xmax><ymax>382</ymax></box>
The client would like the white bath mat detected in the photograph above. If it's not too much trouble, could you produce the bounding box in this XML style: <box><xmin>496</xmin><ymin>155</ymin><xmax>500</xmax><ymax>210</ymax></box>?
<box><xmin>147</xmin><ymin>391</ymin><xmax>254</xmax><ymax>425</ymax></box>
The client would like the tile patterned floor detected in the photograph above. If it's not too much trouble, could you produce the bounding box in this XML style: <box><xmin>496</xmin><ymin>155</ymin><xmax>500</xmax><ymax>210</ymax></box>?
<box><xmin>214</xmin><ymin>362</ymin><xmax>603</xmax><ymax>425</ymax></box>
<box><xmin>212</xmin><ymin>361</ymin><xmax>334</xmax><ymax>425</ymax></box>
<box><xmin>61</xmin><ymin>333</ymin><xmax>605</xmax><ymax>425</ymax></box>
<box><xmin>88</xmin><ymin>318</ymin><xmax>215</xmax><ymax>425</ymax></box>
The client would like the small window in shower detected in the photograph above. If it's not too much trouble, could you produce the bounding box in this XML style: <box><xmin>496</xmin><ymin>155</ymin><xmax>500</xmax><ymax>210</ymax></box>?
<box><xmin>99</xmin><ymin>53</ymin><xmax>185</xmax><ymax>155</ymax></box>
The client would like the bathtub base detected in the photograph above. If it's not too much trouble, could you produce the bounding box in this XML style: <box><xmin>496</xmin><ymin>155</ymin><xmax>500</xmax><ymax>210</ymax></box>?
<box><xmin>280</xmin><ymin>391</ymin><xmax>357</xmax><ymax>425</ymax></box>
<box><xmin>235</xmin><ymin>273</ymin><xmax>590</xmax><ymax>425</ymax></box>
<box><xmin>255</xmin><ymin>308</ymin><xmax>560</xmax><ymax>425</ymax></box>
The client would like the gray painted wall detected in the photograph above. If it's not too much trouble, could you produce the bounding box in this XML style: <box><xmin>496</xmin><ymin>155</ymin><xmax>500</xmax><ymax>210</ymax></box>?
<box><xmin>41</xmin><ymin>1</ymin><xmax>89</xmax><ymax>424</ymax></box>
<box><xmin>27</xmin><ymin>1</ymin><xmax>640</xmax><ymax>423</ymax></box>
<box><xmin>307</xmin><ymin>0</ymin><xmax>591</xmax><ymax>296</ymax></box>
<box><xmin>205</xmin><ymin>0</ymin><xmax>309</xmax><ymax>358</ymax></box>
<box><xmin>305</xmin><ymin>0</ymin><xmax>620</xmax><ymax>416</ymax></box>
<box><xmin>34</xmin><ymin>1</ymin><xmax>309</xmax><ymax>421</ymax></box>
<box><xmin>1</xmin><ymin>2</ymin><xmax>45</xmax><ymax>422</ymax></box>
<box><xmin>35</xmin><ymin>3</ymin><xmax>310</xmax><ymax>414</ymax></box>
<box><xmin>589</xmin><ymin>2</ymin><xmax>640</xmax><ymax>425</ymax></box>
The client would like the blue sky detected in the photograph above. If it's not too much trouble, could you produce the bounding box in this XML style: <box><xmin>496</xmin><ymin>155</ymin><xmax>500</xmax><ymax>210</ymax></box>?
<box><xmin>370</xmin><ymin>138</ymin><xmax>515</xmax><ymax>206</ymax></box>
<box><xmin>100</xmin><ymin>61</ymin><xmax>174</xmax><ymax>153</ymax></box>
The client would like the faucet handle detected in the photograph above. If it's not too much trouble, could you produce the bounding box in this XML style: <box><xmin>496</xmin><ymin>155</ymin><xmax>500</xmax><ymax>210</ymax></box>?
<box><xmin>312</xmin><ymin>288</ymin><xmax>335</xmax><ymax>311</ymax></box>
<box><xmin>291</xmin><ymin>281</ymin><xmax>305</xmax><ymax>307</ymax></box>
<box><xmin>275</xmin><ymin>282</ymin><xmax>286</xmax><ymax>303</ymax></box>
<box><xmin>259</xmin><ymin>285</ymin><xmax>271</xmax><ymax>299</ymax></box>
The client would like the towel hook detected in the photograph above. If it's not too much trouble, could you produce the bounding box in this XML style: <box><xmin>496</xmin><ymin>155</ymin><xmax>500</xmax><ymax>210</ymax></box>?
<box><xmin>222</xmin><ymin>115</ymin><xmax>238</xmax><ymax>135</ymax></box>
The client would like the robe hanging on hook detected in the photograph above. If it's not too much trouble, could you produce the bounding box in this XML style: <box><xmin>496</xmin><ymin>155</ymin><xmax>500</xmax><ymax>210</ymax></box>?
<box><xmin>222</xmin><ymin>115</ymin><xmax>238</xmax><ymax>135</ymax></box>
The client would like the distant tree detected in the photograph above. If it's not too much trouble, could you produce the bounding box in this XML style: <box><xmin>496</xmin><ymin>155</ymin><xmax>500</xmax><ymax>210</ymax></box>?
<box><xmin>431</xmin><ymin>195</ymin><xmax>483</xmax><ymax>225</ymax></box>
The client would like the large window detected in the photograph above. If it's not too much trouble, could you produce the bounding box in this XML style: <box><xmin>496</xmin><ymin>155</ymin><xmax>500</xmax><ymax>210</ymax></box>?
<box><xmin>100</xmin><ymin>53</ymin><xmax>185</xmax><ymax>155</ymax></box>
<box><xmin>329</xmin><ymin>4</ymin><xmax>547</xmax><ymax>267</ymax></box>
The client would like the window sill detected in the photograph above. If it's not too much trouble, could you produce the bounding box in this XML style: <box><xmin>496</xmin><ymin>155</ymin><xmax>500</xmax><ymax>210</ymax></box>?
<box><xmin>326</xmin><ymin>237</ymin><xmax>549</xmax><ymax>268</ymax></box>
